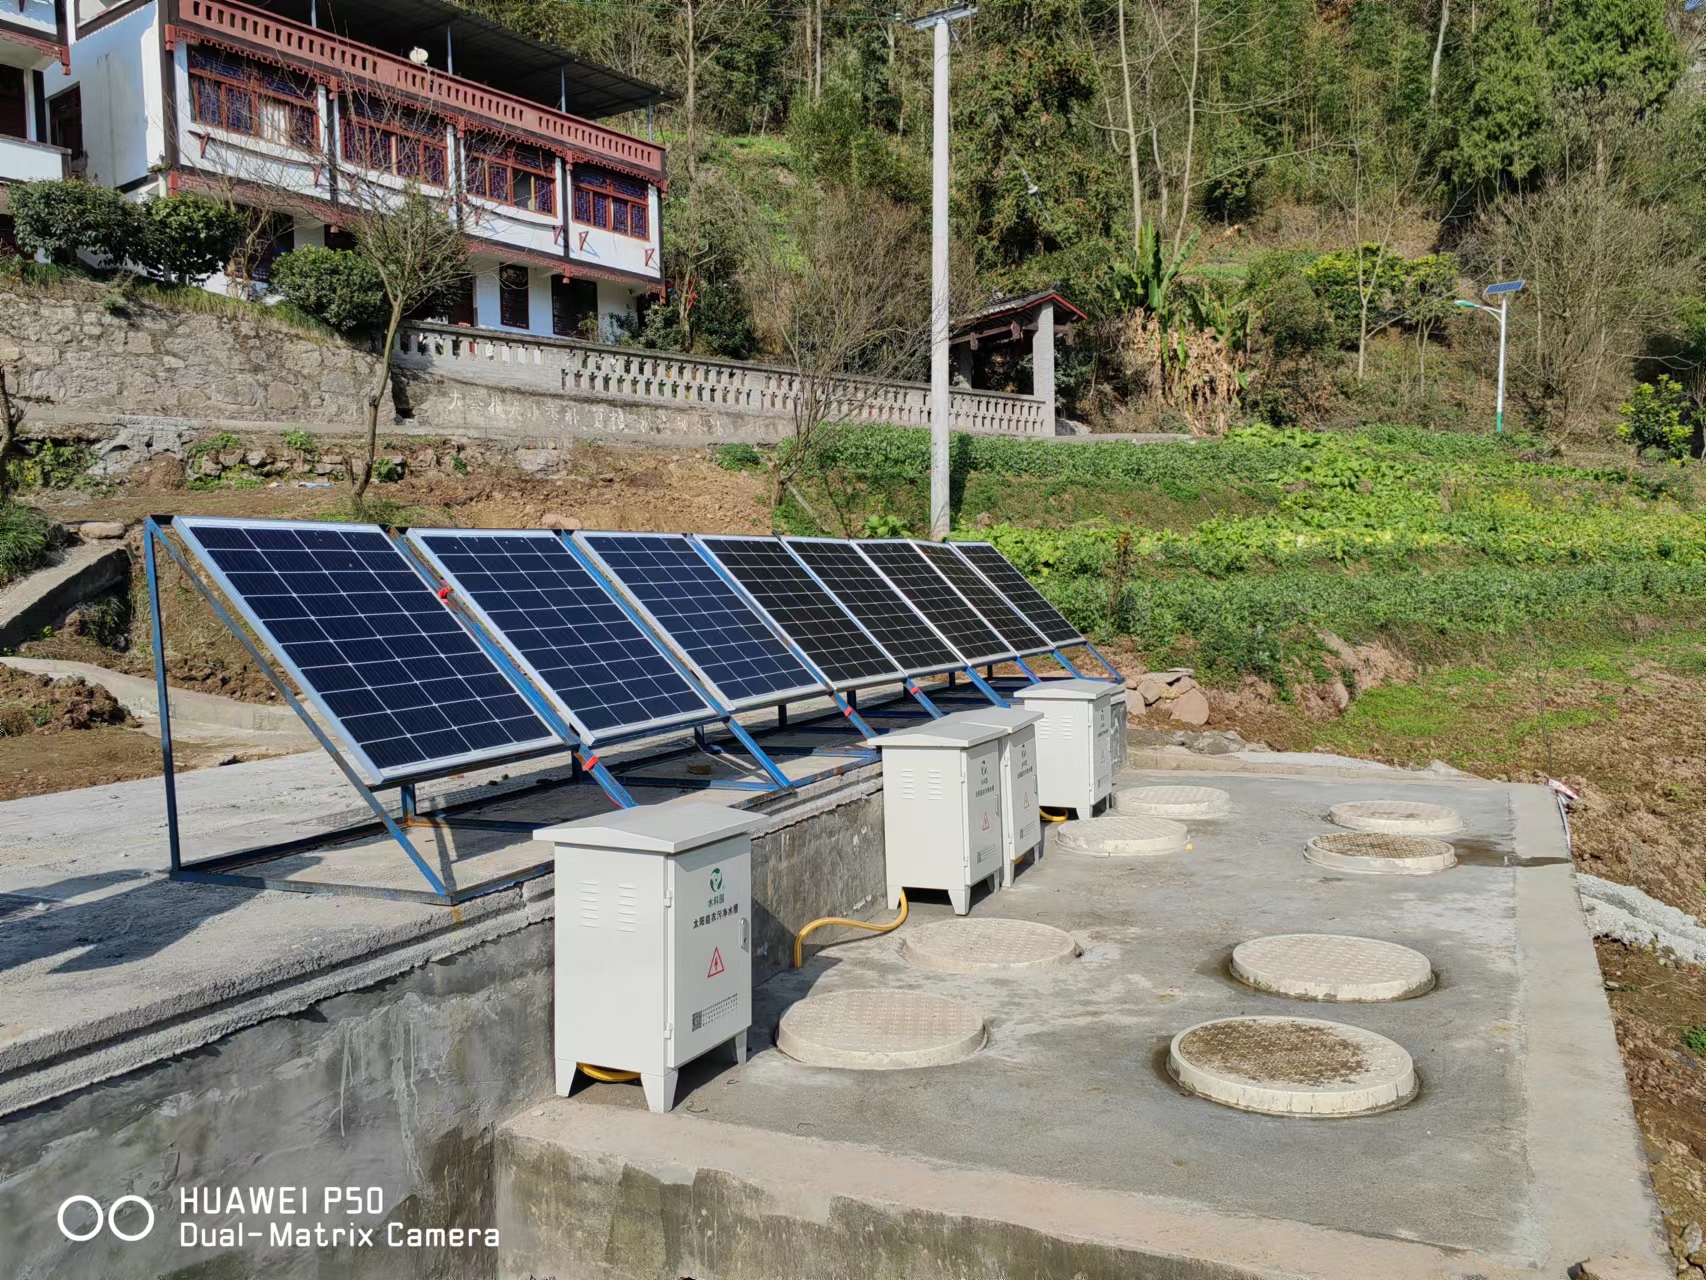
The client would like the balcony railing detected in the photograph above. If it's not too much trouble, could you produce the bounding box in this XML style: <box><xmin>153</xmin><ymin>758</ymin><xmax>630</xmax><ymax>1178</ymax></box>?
<box><xmin>397</xmin><ymin>323</ymin><xmax>1058</xmax><ymax>438</ymax></box>
<box><xmin>169</xmin><ymin>0</ymin><xmax>665</xmax><ymax>180</ymax></box>
<box><xmin>0</xmin><ymin>136</ymin><xmax>70</xmax><ymax>185</ymax></box>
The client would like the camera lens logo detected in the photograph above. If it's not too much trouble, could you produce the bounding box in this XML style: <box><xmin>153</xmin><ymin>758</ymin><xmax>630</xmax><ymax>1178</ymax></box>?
<box><xmin>58</xmin><ymin>1195</ymin><xmax>154</xmax><ymax>1243</ymax></box>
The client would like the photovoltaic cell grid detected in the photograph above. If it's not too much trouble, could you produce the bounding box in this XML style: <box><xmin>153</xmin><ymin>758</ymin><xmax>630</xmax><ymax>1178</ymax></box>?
<box><xmin>407</xmin><ymin>530</ymin><xmax>713</xmax><ymax>742</ymax></box>
<box><xmin>695</xmin><ymin>536</ymin><xmax>901</xmax><ymax>689</ymax></box>
<box><xmin>175</xmin><ymin>519</ymin><xmax>559</xmax><ymax>778</ymax></box>
<box><xmin>954</xmin><ymin>542</ymin><xmax>1083</xmax><ymax>645</ymax></box>
<box><xmin>854</xmin><ymin>540</ymin><xmax>1011</xmax><ymax>666</ymax></box>
<box><xmin>781</xmin><ymin>539</ymin><xmax>961</xmax><ymax>675</ymax></box>
<box><xmin>914</xmin><ymin>541</ymin><xmax>1050</xmax><ymax>654</ymax></box>
<box><xmin>576</xmin><ymin>532</ymin><xmax>821</xmax><ymax>708</ymax></box>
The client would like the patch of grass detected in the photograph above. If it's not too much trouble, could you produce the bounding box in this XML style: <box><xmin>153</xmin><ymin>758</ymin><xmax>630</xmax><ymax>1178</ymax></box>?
<box><xmin>1684</xmin><ymin>1025</ymin><xmax>1706</xmax><ymax>1057</ymax></box>
<box><xmin>713</xmin><ymin>443</ymin><xmax>764</xmax><ymax>472</ymax></box>
<box><xmin>0</xmin><ymin>503</ymin><xmax>57</xmax><ymax>587</ymax></box>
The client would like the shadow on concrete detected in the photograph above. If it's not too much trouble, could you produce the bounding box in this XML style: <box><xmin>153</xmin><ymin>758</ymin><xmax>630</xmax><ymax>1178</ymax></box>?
<box><xmin>0</xmin><ymin>873</ymin><xmax>256</xmax><ymax>974</ymax></box>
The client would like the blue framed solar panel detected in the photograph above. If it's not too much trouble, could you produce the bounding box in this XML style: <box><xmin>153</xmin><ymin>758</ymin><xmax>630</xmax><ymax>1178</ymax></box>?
<box><xmin>574</xmin><ymin>531</ymin><xmax>824</xmax><ymax>710</ymax></box>
<box><xmin>406</xmin><ymin>529</ymin><xmax>715</xmax><ymax>744</ymax></box>
<box><xmin>912</xmin><ymin>540</ymin><xmax>1052</xmax><ymax>656</ymax></box>
<box><xmin>175</xmin><ymin>517</ymin><xmax>563</xmax><ymax>781</ymax></box>
<box><xmin>854</xmin><ymin>539</ymin><xmax>1013</xmax><ymax>666</ymax></box>
<box><xmin>693</xmin><ymin>535</ymin><xmax>903</xmax><ymax>691</ymax></box>
<box><xmin>781</xmin><ymin>537</ymin><xmax>963</xmax><ymax>677</ymax></box>
<box><xmin>951</xmin><ymin>541</ymin><xmax>1084</xmax><ymax>646</ymax></box>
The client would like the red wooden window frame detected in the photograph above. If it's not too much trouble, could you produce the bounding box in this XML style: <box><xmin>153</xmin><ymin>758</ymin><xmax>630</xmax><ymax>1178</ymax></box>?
<box><xmin>339</xmin><ymin>95</ymin><xmax>446</xmax><ymax>185</ymax></box>
<box><xmin>465</xmin><ymin>134</ymin><xmax>556</xmax><ymax>215</ymax></box>
<box><xmin>571</xmin><ymin>166</ymin><xmax>649</xmax><ymax>239</ymax></box>
<box><xmin>499</xmin><ymin>264</ymin><xmax>530</xmax><ymax>329</ymax></box>
<box><xmin>188</xmin><ymin>48</ymin><xmax>317</xmax><ymax>150</ymax></box>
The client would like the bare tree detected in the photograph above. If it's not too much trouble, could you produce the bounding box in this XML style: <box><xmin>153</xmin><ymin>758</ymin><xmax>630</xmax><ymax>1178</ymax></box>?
<box><xmin>676</xmin><ymin>0</ymin><xmax>761</xmax><ymax>179</ymax></box>
<box><xmin>741</xmin><ymin>189</ymin><xmax>932</xmax><ymax>518</ymax></box>
<box><xmin>1471</xmin><ymin>171</ymin><xmax>1687</xmax><ymax>436</ymax></box>
<box><xmin>337</xmin><ymin>186</ymin><xmax>468</xmax><ymax>501</ymax></box>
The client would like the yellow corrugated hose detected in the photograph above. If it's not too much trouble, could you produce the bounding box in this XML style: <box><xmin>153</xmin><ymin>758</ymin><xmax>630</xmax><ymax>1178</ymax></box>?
<box><xmin>1039</xmin><ymin>806</ymin><xmax>1070</xmax><ymax>823</ymax></box>
<box><xmin>577</xmin><ymin>1063</ymin><xmax>641</xmax><ymax>1083</ymax></box>
<box><xmin>793</xmin><ymin>890</ymin><xmax>909</xmax><ymax>968</ymax></box>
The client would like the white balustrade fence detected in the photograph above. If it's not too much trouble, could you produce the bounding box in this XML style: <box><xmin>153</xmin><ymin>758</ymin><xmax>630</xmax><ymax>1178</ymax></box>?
<box><xmin>397</xmin><ymin>323</ymin><xmax>1056</xmax><ymax>437</ymax></box>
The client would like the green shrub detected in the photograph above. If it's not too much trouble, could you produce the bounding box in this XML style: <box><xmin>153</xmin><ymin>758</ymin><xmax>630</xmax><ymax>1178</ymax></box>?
<box><xmin>136</xmin><ymin>194</ymin><xmax>246</xmax><ymax>285</ymax></box>
<box><xmin>281</xmin><ymin>429</ymin><xmax>316</xmax><ymax>455</ymax></box>
<box><xmin>1617</xmin><ymin>376</ymin><xmax>1695</xmax><ymax>460</ymax></box>
<box><xmin>269</xmin><ymin>247</ymin><xmax>388</xmax><ymax>332</ymax></box>
<box><xmin>9</xmin><ymin>180</ymin><xmax>139</xmax><ymax>266</ymax></box>
<box><xmin>860</xmin><ymin>513</ymin><xmax>911</xmax><ymax>537</ymax></box>
<box><xmin>0</xmin><ymin>503</ymin><xmax>56</xmax><ymax>585</ymax></box>
<box><xmin>372</xmin><ymin>457</ymin><xmax>403</xmax><ymax>483</ymax></box>
<box><xmin>1684</xmin><ymin>1025</ymin><xmax>1706</xmax><ymax>1056</ymax></box>
<box><xmin>7</xmin><ymin>440</ymin><xmax>93</xmax><ymax>490</ymax></box>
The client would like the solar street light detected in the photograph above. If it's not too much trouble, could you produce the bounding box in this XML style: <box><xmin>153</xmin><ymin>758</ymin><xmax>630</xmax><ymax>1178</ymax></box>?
<box><xmin>1456</xmin><ymin>280</ymin><xmax>1526</xmax><ymax>435</ymax></box>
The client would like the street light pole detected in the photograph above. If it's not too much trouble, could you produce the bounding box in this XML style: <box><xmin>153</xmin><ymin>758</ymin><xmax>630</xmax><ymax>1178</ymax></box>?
<box><xmin>1455</xmin><ymin>279</ymin><xmax>1524</xmax><ymax>436</ymax></box>
<box><xmin>911</xmin><ymin>5</ymin><xmax>975</xmax><ymax>540</ymax></box>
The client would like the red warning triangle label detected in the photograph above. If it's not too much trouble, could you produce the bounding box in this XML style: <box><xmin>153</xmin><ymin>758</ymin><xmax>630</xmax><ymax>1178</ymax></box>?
<box><xmin>982</xmin><ymin>813</ymin><xmax>991</xmax><ymax>830</ymax></box>
<box><xmin>707</xmin><ymin>947</ymin><xmax>725</xmax><ymax>978</ymax></box>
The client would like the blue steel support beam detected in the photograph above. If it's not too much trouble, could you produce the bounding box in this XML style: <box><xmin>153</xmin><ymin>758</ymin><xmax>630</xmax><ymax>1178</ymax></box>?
<box><xmin>143</xmin><ymin>520</ymin><xmax>183</xmax><ymax>874</ymax></box>
<box><xmin>1051</xmin><ymin>648</ymin><xmax>1086</xmax><ymax>677</ymax></box>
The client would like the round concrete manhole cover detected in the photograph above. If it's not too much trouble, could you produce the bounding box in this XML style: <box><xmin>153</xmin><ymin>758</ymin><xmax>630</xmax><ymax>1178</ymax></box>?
<box><xmin>1167</xmin><ymin>1016</ymin><xmax>1417</xmax><ymax>1117</ymax></box>
<box><xmin>1113</xmin><ymin>785</ymin><xmax>1231</xmax><ymax>819</ymax></box>
<box><xmin>776</xmin><ymin>990</ymin><xmax>987</xmax><ymax>1069</ymax></box>
<box><xmin>900</xmin><ymin>918</ymin><xmax>1079</xmax><ymax>973</ymax></box>
<box><xmin>1328</xmin><ymin>799</ymin><xmax>1462</xmax><ymax>835</ymax></box>
<box><xmin>1305</xmin><ymin>832</ymin><xmax>1457</xmax><ymax>875</ymax></box>
<box><xmin>1232</xmin><ymin>934</ymin><xmax>1435</xmax><ymax>1002</ymax></box>
<box><xmin>1054</xmin><ymin>815</ymin><xmax>1189</xmax><ymax>857</ymax></box>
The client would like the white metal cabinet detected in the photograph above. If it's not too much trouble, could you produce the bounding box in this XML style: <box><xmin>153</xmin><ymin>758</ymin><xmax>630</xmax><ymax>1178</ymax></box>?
<box><xmin>867</xmin><ymin>719</ymin><xmax>1006</xmax><ymax>915</ymax></box>
<box><xmin>542</xmin><ymin>804</ymin><xmax>762</xmax><ymax>1113</ymax></box>
<box><xmin>953</xmin><ymin>706</ymin><xmax>1044</xmax><ymax>886</ymax></box>
<box><xmin>1013</xmin><ymin>678</ymin><xmax>1122</xmax><ymax>817</ymax></box>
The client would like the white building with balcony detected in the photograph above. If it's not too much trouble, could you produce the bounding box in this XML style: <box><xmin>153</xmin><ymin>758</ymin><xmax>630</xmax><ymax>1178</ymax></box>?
<box><xmin>0</xmin><ymin>0</ymin><xmax>72</xmax><ymax>235</ymax></box>
<box><xmin>13</xmin><ymin>0</ymin><xmax>669</xmax><ymax>337</ymax></box>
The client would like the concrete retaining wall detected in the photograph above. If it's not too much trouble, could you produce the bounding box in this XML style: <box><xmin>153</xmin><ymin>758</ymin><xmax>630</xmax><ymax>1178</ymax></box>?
<box><xmin>0</xmin><ymin>778</ymin><xmax>886</xmax><ymax>1280</ymax></box>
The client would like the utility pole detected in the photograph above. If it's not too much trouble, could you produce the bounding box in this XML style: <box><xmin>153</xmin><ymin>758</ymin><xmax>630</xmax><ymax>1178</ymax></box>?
<box><xmin>910</xmin><ymin>5</ymin><xmax>975</xmax><ymax>541</ymax></box>
<box><xmin>1455</xmin><ymin>279</ymin><xmax>1524</xmax><ymax>436</ymax></box>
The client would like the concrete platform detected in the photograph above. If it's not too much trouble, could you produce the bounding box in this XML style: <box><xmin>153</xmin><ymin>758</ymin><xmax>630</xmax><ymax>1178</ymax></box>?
<box><xmin>0</xmin><ymin>710</ymin><xmax>872</xmax><ymax>1117</ymax></box>
<box><xmin>499</xmin><ymin>767</ymin><xmax>1668</xmax><ymax>1279</ymax></box>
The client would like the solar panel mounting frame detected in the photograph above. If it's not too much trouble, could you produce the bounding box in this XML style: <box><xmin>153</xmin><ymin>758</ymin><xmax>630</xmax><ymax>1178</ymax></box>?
<box><xmin>404</xmin><ymin>527</ymin><xmax>718</xmax><ymax>746</ymax></box>
<box><xmin>572</xmin><ymin>530</ymin><xmax>827</xmax><ymax>712</ymax></box>
<box><xmin>147</xmin><ymin>517</ymin><xmax>589</xmax><ymax>907</ymax></box>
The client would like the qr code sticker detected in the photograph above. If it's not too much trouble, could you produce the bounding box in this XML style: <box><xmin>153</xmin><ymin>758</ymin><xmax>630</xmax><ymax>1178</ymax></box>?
<box><xmin>691</xmin><ymin>1011</ymin><xmax>703</xmax><ymax>1031</ymax></box>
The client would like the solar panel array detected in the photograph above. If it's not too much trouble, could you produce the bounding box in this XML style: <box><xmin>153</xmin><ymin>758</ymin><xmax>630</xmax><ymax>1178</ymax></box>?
<box><xmin>576</xmin><ymin>532</ymin><xmax>822</xmax><ymax>708</ymax></box>
<box><xmin>914</xmin><ymin>541</ymin><xmax>1050</xmax><ymax>654</ymax></box>
<box><xmin>782</xmin><ymin>538</ymin><xmax>961</xmax><ymax>675</ymax></box>
<box><xmin>854</xmin><ymin>540</ymin><xmax>1011</xmax><ymax>666</ymax></box>
<box><xmin>177</xmin><ymin>518</ymin><xmax>560</xmax><ymax>778</ymax></box>
<box><xmin>954</xmin><ymin>542</ymin><xmax>1083</xmax><ymax>645</ymax></box>
<box><xmin>694</xmin><ymin>536</ymin><xmax>901</xmax><ymax>689</ymax></box>
<box><xmin>176</xmin><ymin>518</ymin><xmax>1081</xmax><ymax>785</ymax></box>
<box><xmin>407</xmin><ymin>530</ymin><xmax>713</xmax><ymax>742</ymax></box>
